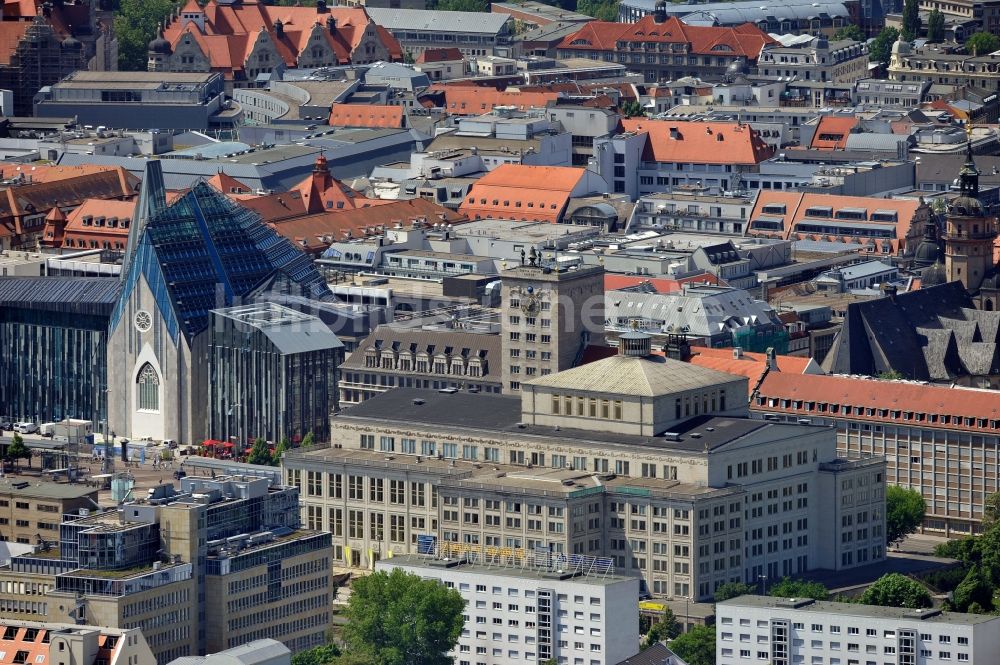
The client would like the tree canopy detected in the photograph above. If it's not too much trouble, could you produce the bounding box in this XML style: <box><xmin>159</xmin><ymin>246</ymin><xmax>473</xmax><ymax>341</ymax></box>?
<box><xmin>292</xmin><ymin>644</ymin><xmax>342</xmax><ymax>665</ymax></box>
<box><xmin>901</xmin><ymin>0</ymin><xmax>921</xmax><ymax>41</ymax></box>
<box><xmin>577</xmin><ymin>0</ymin><xmax>620</xmax><ymax>21</ymax></box>
<box><xmin>833</xmin><ymin>25</ymin><xmax>864</xmax><ymax>42</ymax></box>
<box><xmin>642</xmin><ymin>607</ymin><xmax>682</xmax><ymax>649</ymax></box>
<box><xmin>768</xmin><ymin>577</ymin><xmax>830</xmax><ymax>601</ymax></box>
<box><xmin>435</xmin><ymin>0</ymin><xmax>489</xmax><ymax>11</ymax></box>
<box><xmin>115</xmin><ymin>0</ymin><xmax>178</xmax><ymax>71</ymax></box>
<box><xmin>247</xmin><ymin>437</ymin><xmax>273</xmax><ymax>466</ymax></box>
<box><xmin>343</xmin><ymin>568</ymin><xmax>466</xmax><ymax>665</ymax></box>
<box><xmin>714</xmin><ymin>581</ymin><xmax>755</xmax><ymax>601</ymax></box>
<box><xmin>869</xmin><ymin>27</ymin><xmax>900</xmax><ymax>66</ymax></box>
<box><xmin>966</xmin><ymin>31</ymin><xmax>1000</xmax><ymax>56</ymax></box>
<box><xmin>886</xmin><ymin>485</ymin><xmax>926</xmax><ymax>547</ymax></box>
<box><xmin>6</xmin><ymin>434</ymin><xmax>30</xmax><ymax>470</ymax></box>
<box><xmin>302</xmin><ymin>430</ymin><xmax>316</xmax><ymax>448</ymax></box>
<box><xmin>860</xmin><ymin>573</ymin><xmax>932</xmax><ymax>609</ymax></box>
<box><xmin>926</xmin><ymin>9</ymin><xmax>945</xmax><ymax>42</ymax></box>
<box><xmin>668</xmin><ymin>624</ymin><xmax>716</xmax><ymax>665</ymax></box>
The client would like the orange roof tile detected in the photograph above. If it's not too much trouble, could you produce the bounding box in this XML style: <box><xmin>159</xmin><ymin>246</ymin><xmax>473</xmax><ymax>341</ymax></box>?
<box><xmin>755</xmin><ymin>372</ymin><xmax>1000</xmax><ymax>434</ymax></box>
<box><xmin>0</xmin><ymin>22</ymin><xmax>31</xmax><ymax>65</ymax></box>
<box><xmin>620</xmin><ymin>119</ymin><xmax>774</xmax><ymax>165</ymax></box>
<box><xmin>690</xmin><ymin>347</ymin><xmax>817</xmax><ymax>385</ymax></box>
<box><xmin>809</xmin><ymin>115</ymin><xmax>858</xmax><ymax>150</ymax></box>
<box><xmin>559</xmin><ymin>15</ymin><xmax>774</xmax><ymax>58</ymax></box>
<box><xmin>431</xmin><ymin>84</ymin><xmax>560</xmax><ymax>115</ymax></box>
<box><xmin>329</xmin><ymin>103</ymin><xmax>404</xmax><ymax>128</ymax></box>
<box><xmin>460</xmin><ymin>165</ymin><xmax>587</xmax><ymax>224</ymax></box>
<box><xmin>417</xmin><ymin>47</ymin><xmax>464</xmax><ymax>63</ymax></box>
<box><xmin>271</xmin><ymin>198</ymin><xmax>467</xmax><ymax>254</ymax></box>
<box><xmin>605</xmin><ymin>275</ymin><xmax>683</xmax><ymax>293</ymax></box>
<box><xmin>747</xmin><ymin>191</ymin><xmax>923</xmax><ymax>254</ymax></box>
<box><xmin>205</xmin><ymin>171</ymin><xmax>254</xmax><ymax>195</ymax></box>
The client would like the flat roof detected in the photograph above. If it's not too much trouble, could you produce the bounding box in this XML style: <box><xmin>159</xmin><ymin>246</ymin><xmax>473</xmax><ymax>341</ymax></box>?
<box><xmin>719</xmin><ymin>595</ymin><xmax>1000</xmax><ymax>625</ymax></box>
<box><xmin>336</xmin><ymin>387</ymin><xmax>805</xmax><ymax>454</ymax></box>
<box><xmin>0</xmin><ymin>479</ymin><xmax>97</xmax><ymax>501</ymax></box>
<box><xmin>382</xmin><ymin>553</ymin><xmax>635</xmax><ymax>586</ymax></box>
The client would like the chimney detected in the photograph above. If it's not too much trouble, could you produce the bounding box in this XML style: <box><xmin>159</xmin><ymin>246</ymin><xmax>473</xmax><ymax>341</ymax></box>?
<box><xmin>275</xmin><ymin>19</ymin><xmax>284</xmax><ymax>38</ymax></box>
<box><xmin>654</xmin><ymin>0</ymin><xmax>667</xmax><ymax>23</ymax></box>
<box><xmin>327</xmin><ymin>16</ymin><xmax>336</xmax><ymax>34</ymax></box>
<box><xmin>765</xmin><ymin>347</ymin><xmax>778</xmax><ymax>372</ymax></box>
<box><xmin>317</xmin><ymin>0</ymin><xmax>329</xmax><ymax>12</ymax></box>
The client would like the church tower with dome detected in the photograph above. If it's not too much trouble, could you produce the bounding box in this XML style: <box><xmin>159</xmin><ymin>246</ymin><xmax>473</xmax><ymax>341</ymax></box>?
<box><xmin>943</xmin><ymin>140</ymin><xmax>998</xmax><ymax>295</ymax></box>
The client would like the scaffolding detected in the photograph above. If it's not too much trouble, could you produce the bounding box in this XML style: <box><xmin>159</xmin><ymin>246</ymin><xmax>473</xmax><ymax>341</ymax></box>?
<box><xmin>424</xmin><ymin>541</ymin><xmax>615</xmax><ymax>579</ymax></box>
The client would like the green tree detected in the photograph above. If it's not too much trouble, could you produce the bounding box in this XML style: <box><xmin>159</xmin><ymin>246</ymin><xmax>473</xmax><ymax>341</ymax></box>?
<box><xmin>343</xmin><ymin>568</ymin><xmax>466</xmax><ymax>665</ymax></box>
<box><xmin>292</xmin><ymin>644</ymin><xmax>342</xmax><ymax>665</ymax></box>
<box><xmin>577</xmin><ymin>0</ymin><xmax>620</xmax><ymax>21</ymax></box>
<box><xmin>642</xmin><ymin>607</ymin><xmax>682</xmax><ymax>648</ymax></box>
<box><xmin>927</xmin><ymin>8</ymin><xmax>946</xmax><ymax>42</ymax></box>
<box><xmin>901</xmin><ymin>0</ymin><xmax>921</xmax><ymax>41</ymax></box>
<box><xmin>966</xmin><ymin>31</ymin><xmax>1000</xmax><ymax>56</ymax></box>
<box><xmin>435</xmin><ymin>0</ymin><xmax>489</xmax><ymax>11</ymax></box>
<box><xmin>860</xmin><ymin>573</ymin><xmax>932</xmax><ymax>609</ymax></box>
<box><xmin>273</xmin><ymin>437</ymin><xmax>290</xmax><ymax>465</ymax></box>
<box><xmin>878</xmin><ymin>369</ymin><xmax>905</xmax><ymax>380</ymax></box>
<box><xmin>621</xmin><ymin>99</ymin><xmax>645</xmax><ymax>118</ymax></box>
<box><xmin>6</xmin><ymin>433</ymin><xmax>30</xmax><ymax>470</ymax></box>
<box><xmin>953</xmin><ymin>565</ymin><xmax>994</xmax><ymax>612</ymax></box>
<box><xmin>115</xmin><ymin>0</ymin><xmax>178</xmax><ymax>71</ymax></box>
<box><xmin>886</xmin><ymin>485</ymin><xmax>926</xmax><ymax>547</ymax></box>
<box><xmin>869</xmin><ymin>27</ymin><xmax>900</xmax><ymax>66</ymax></box>
<box><xmin>302</xmin><ymin>430</ymin><xmax>316</xmax><ymax>448</ymax></box>
<box><xmin>833</xmin><ymin>25</ymin><xmax>864</xmax><ymax>41</ymax></box>
<box><xmin>246</xmin><ymin>437</ymin><xmax>273</xmax><ymax>466</ymax></box>
<box><xmin>668</xmin><ymin>624</ymin><xmax>716</xmax><ymax>665</ymax></box>
<box><xmin>714</xmin><ymin>581</ymin><xmax>755</xmax><ymax>601</ymax></box>
<box><xmin>768</xmin><ymin>577</ymin><xmax>830</xmax><ymax>601</ymax></box>
<box><xmin>403</xmin><ymin>50</ymin><xmax>416</xmax><ymax>65</ymax></box>
<box><xmin>982</xmin><ymin>491</ymin><xmax>1000</xmax><ymax>530</ymax></box>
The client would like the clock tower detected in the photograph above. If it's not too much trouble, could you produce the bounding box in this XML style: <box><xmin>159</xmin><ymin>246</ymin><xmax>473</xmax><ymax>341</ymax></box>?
<box><xmin>944</xmin><ymin>141</ymin><xmax>998</xmax><ymax>292</ymax></box>
<box><xmin>499</xmin><ymin>254</ymin><xmax>605</xmax><ymax>394</ymax></box>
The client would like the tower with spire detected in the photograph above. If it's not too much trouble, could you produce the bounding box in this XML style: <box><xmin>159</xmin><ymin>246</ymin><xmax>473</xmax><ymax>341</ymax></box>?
<box><xmin>943</xmin><ymin>137</ymin><xmax>998</xmax><ymax>294</ymax></box>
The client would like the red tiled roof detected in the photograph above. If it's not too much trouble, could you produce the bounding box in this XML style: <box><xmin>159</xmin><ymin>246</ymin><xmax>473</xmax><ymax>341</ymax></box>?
<box><xmin>329</xmin><ymin>103</ymin><xmax>404</xmax><ymax>128</ymax></box>
<box><xmin>163</xmin><ymin>1</ymin><xmax>400</xmax><ymax>78</ymax></box>
<box><xmin>620</xmin><ymin>119</ymin><xmax>774</xmax><ymax>165</ymax></box>
<box><xmin>689</xmin><ymin>347</ymin><xmax>817</xmax><ymax>387</ymax></box>
<box><xmin>271</xmin><ymin>198</ymin><xmax>467</xmax><ymax>254</ymax></box>
<box><xmin>558</xmin><ymin>15</ymin><xmax>775</xmax><ymax>58</ymax></box>
<box><xmin>809</xmin><ymin>115</ymin><xmax>858</xmax><ymax>150</ymax></box>
<box><xmin>416</xmin><ymin>47</ymin><xmax>464</xmax><ymax>63</ymax></box>
<box><xmin>0</xmin><ymin>22</ymin><xmax>31</xmax><ymax>65</ymax></box>
<box><xmin>58</xmin><ymin>198</ymin><xmax>135</xmax><ymax>250</ymax></box>
<box><xmin>431</xmin><ymin>84</ymin><xmax>560</xmax><ymax>115</ymax></box>
<box><xmin>459</xmin><ymin>165</ymin><xmax>585</xmax><ymax>224</ymax></box>
<box><xmin>605</xmin><ymin>275</ymin><xmax>683</xmax><ymax>293</ymax></box>
<box><xmin>754</xmin><ymin>371</ymin><xmax>1000</xmax><ymax>434</ymax></box>
<box><xmin>205</xmin><ymin>171</ymin><xmax>255</xmax><ymax>195</ymax></box>
<box><xmin>747</xmin><ymin>191</ymin><xmax>923</xmax><ymax>254</ymax></box>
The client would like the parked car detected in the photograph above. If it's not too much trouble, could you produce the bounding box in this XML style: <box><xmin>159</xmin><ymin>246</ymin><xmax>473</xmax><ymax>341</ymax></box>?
<box><xmin>0</xmin><ymin>418</ymin><xmax>12</xmax><ymax>431</ymax></box>
<box><xmin>14</xmin><ymin>422</ymin><xmax>38</xmax><ymax>434</ymax></box>
<box><xmin>163</xmin><ymin>439</ymin><xmax>178</xmax><ymax>449</ymax></box>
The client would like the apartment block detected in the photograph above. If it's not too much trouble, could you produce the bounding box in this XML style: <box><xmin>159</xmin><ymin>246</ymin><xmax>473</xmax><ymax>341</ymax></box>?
<box><xmin>716</xmin><ymin>596</ymin><xmax>1000</xmax><ymax>665</ymax></box>
<box><xmin>0</xmin><ymin>480</ymin><xmax>98</xmax><ymax>545</ymax></box>
<box><xmin>0</xmin><ymin>475</ymin><xmax>330</xmax><ymax>664</ymax></box>
<box><xmin>377</xmin><ymin>553</ymin><xmax>639</xmax><ymax>665</ymax></box>
<box><xmin>284</xmin><ymin>331</ymin><xmax>885</xmax><ymax>601</ymax></box>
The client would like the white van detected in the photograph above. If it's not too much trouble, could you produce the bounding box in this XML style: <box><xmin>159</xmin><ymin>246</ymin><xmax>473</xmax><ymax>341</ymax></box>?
<box><xmin>14</xmin><ymin>422</ymin><xmax>38</xmax><ymax>434</ymax></box>
<box><xmin>39</xmin><ymin>423</ymin><xmax>57</xmax><ymax>437</ymax></box>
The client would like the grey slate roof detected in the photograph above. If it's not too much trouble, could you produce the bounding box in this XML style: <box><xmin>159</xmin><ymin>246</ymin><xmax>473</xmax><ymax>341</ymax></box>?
<box><xmin>822</xmin><ymin>281</ymin><xmax>1000</xmax><ymax>380</ymax></box>
<box><xmin>613</xmin><ymin>642</ymin><xmax>687</xmax><ymax>665</ymax></box>
<box><xmin>366</xmin><ymin>8</ymin><xmax>511</xmax><ymax>35</ymax></box>
<box><xmin>343</xmin><ymin>325</ymin><xmax>501</xmax><ymax>377</ymax></box>
<box><xmin>167</xmin><ymin>639</ymin><xmax>290</xmax><ymax>665</ymax></box>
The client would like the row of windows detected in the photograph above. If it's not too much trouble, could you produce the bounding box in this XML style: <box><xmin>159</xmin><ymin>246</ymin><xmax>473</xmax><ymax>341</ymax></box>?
<box><xmin>550</xmin><ymin>394</ymin><xmax>624</xmax><ymax>420</ymax></box>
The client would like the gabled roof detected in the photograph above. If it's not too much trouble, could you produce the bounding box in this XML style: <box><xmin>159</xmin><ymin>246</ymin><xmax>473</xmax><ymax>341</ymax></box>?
<box><xmin>558</xmin><ymin>15</ymin><xmax>775</xmax><ymax>58</ymax></box>
<box><xmin>620</xmin><ymin>119</ymin><xmax>774</xmax><ymax>165</ymax></box>
<box><xmin>810</xmin><ymin>115</ymin><xmax>858</xmax><ymax>150</ymax></box>
<box><xmin>329</xmin><ymin>103</ymin><xmax>404</xmax><ymax>129</ymax></box>
<box><xmin>459</xmin><ymin>164</ymin><xmax>586</xmax><ymax>223</ymax></box>
<box><xmin>416</xmin><ymin>47</ymin><xmax>464</xmax><ymax>63</ymax></box>
<box><xmin>429</xmin><ymin>83</ymin><xmax>560</xmax><ymax>115</ymax></box>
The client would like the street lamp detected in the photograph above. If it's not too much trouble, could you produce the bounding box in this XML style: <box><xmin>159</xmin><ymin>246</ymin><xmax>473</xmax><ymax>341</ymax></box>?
<box><xmin>758</xmin><ymin>574</ymin><xmax>768</xmax><ymax>595</ymax></box>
